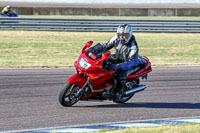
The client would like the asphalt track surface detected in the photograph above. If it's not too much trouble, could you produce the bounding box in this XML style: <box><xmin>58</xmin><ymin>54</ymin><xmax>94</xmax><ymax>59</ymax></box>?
<box><xmin>0</xmin><ymin>66</ymin><xmax>200</xmax><ymax>132</ymax></box>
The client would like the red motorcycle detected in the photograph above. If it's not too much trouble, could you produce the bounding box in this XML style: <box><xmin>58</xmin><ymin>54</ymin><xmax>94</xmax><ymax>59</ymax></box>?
<box><xmin>58</xmin><ymin>41</ymin><xmax>152</xmax><ymax>107</ymax></box>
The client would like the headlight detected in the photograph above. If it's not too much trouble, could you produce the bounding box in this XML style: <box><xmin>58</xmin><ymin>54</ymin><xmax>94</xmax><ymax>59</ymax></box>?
<box><xmin>78</xmin><ymin>58</ymin><xmax>91</xmax><ymax>69</ymax></box>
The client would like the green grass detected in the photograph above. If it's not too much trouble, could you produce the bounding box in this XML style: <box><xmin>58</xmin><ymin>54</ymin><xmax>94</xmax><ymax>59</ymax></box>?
<box><xmin>0</xmin><ymin>31</ymin><xmax>200</xmax><ymax>67</ymax></box>
<box><xmin>94</xmin><ymin>123</ymin><xmax>200</xmax><ymax>133</ymax></box>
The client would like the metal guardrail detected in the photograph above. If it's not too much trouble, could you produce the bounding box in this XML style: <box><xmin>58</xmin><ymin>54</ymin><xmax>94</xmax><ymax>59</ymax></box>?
<box><xmin>0</xmin><ymin>17</ymin><xmax>200</xmax><ymax>33</ymax></box>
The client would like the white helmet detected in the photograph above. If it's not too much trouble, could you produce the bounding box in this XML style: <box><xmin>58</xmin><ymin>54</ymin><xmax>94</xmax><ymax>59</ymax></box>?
<box><xmin>117</xmin><ymin>24</ymin><xmax>132</xmax><ymax>43</ymax></box>
<box><xmin>6</xmin><ymin>5</ymin><xmax>11</xmax><ymax>9</ymax></box>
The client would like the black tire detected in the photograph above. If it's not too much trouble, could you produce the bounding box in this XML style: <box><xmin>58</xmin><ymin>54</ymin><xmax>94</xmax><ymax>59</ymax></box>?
<box><xmin>58</xmin><ymin>82</ymin><xmax>81</xmax><ymax>107</ymax></box>
<box><xmin>113</xmin><ymin>92</ymin><xmax>134</xmax><ymax>104</ymax></box>
<box><xmin>113</xmin><ymin>78</ymin><xmax>139</xmax><ymax>104</ymax></box>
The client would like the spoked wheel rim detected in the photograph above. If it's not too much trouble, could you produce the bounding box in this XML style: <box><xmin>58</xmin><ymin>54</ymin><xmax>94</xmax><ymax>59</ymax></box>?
<box><xmin>113</xmin><ymin>88</ymin><xmax>134</xmax><ymax>103</ymax></box>
<box><xmin>120</xmin><ymin>93</ymin><xmax>133</xmax><ymax>101</ymax></box>
<box><xmin>63</xmin><ymin>84</ymin><xmax>81</xmax><ymax>106</ymax></box>
<box><xmin>113</xmin><ymin>79</ymin><xmax>139</xmax><ymax>103</ymax></box>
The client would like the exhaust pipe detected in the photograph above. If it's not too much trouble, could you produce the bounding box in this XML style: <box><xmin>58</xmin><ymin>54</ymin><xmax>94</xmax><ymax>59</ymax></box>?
<box><xmin>124</xmin><ymin>85</ymin><xmax>146</xmax><ymax>96</ymax></box>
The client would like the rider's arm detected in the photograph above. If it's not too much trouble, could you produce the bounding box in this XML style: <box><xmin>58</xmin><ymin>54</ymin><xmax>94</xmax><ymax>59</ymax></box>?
<box><xmin>95</xmin><ymin>36</ymin><xmax>118</xmax><ymax>53</ymax></box>
<box><xmin>1</xmin><ymin>8</ymin><xmax>8</xmax><ymax>14</ymax></box>
<box><xmin>103</xmin><ymin>35</ymin><xmax>118</xmax><ymax>51</ymax></box>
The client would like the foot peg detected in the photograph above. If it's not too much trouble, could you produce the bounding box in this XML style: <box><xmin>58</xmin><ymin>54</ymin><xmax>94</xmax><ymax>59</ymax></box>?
<box><xmin>141</xmin><ymin>74</ymin><xmax>148</xmax><ymax>80</ymax></box>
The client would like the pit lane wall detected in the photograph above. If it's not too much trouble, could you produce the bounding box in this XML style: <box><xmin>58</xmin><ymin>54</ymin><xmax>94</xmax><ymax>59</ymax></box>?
<box><xmin>0</xmin><ymin>0</ymin><xmax>200</xmax><ymax>16</ymax></box>
<box><xmin>0</xmin><ymin>7</ymin><xmax>200</xmax><ymax>16</ymax></box>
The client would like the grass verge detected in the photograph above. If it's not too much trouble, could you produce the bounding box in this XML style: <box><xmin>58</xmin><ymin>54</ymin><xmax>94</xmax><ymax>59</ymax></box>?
<box><xmin>95</xmin><ymin>123</ymin><xmax>200</xmax><ymax>133</ymax></box>
<box><xmin>0</xmin><ymin>31</ymin><xmax>200</xmax><ymax>67</ymax></box>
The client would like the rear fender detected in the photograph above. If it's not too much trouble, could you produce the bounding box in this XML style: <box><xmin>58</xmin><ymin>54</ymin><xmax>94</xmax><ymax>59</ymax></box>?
<box><xmin>67</xmin><ymin>74</ymin><xmax>87</xmax><ymax>88</ymax></box>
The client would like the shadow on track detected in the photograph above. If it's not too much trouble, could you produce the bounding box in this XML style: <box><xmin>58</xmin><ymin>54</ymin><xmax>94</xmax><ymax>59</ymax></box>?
<box><xmin>74</xmin><ymin>102</ymin><xmax>200</xmax><ymax>109</ymax></box>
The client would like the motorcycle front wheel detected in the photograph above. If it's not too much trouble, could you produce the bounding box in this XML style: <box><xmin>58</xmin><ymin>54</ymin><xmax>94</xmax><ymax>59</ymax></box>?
<box><xmin>58</xmin><ymin>83</ymin><xmax>82</xmax><ymax>107</ymax></box>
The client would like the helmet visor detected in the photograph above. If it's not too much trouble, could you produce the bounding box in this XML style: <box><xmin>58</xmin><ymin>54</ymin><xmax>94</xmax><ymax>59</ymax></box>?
<box><xmin>118</xmin><ymin>33</ymin><xmax>130</xmax><ymax>40</ymax></box>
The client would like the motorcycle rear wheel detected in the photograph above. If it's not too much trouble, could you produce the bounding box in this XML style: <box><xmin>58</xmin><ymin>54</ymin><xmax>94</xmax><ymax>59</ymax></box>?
<box><xmin>58</xmin><ymin>83</ymin><xmax>81</xmax><ymax>107</ymax></box>
<box><xmin>113</xmin><ymin>92</ymin><xmax>134</xmax><ymax>103</ymax></box>
<box><xmin>113</xmin><ymin>79</ymin><xmax>139</xmax><ymax>103</ymax></box>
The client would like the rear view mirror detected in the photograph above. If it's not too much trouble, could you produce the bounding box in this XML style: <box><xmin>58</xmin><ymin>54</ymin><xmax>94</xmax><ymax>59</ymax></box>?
<box><xmin>83</xmin><ymin>41</ymin><xmax>93</xmax><ymax>50</ymax></box>
<box><xmin>96</xmin><ymin>53</ymin><xmax>110</xmax><ymax>65</ymax></box>
<box><xmin>102</xmin><ymin>53</ymin><xmax>110</xmax><ymax>60</ymax></box>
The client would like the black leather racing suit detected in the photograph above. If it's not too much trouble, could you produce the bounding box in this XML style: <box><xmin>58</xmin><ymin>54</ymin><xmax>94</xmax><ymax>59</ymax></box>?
<box><xmin>102</xmin><ymin>35</ymin><xmax>142</xmax><ymax>81</ymax></box>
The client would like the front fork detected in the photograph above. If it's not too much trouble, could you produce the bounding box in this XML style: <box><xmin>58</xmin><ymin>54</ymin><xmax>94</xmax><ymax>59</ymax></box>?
<box><xmin>74</xmin><ymin>77</ymin><xmax>90</xmax><ymax>97</ymax></box>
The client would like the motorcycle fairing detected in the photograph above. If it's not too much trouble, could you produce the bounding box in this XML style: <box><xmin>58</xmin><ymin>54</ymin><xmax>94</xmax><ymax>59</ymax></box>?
<box><xmin>66</xmin><ymin>74</ymin><xmax>87</xmax><ymax>88</ymax></box>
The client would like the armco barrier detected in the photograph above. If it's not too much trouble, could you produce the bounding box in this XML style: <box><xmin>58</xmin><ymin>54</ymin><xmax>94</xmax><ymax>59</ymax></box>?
<box><xmin>0</xmin><ymin>17</ymin><xmax>200</xmax><ymax>33</ymax></box>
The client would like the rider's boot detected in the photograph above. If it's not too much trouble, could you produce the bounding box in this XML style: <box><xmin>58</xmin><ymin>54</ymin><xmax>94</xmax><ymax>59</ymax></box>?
<box><xmin>102</xmin><ymin>89</ymin><xmax>109</xmax><ymax>100</ymax></box>
<box><xmin>113</xmin><ymin>80</ymin><xmax>126</xmax><ymax>102</ymax></box>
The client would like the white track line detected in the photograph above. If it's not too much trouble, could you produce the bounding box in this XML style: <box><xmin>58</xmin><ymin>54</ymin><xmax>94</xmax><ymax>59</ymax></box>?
<box><xmin>1</xmin><ymin>116</ymin><xmax>200</xmax><ymax>133</ymax></box>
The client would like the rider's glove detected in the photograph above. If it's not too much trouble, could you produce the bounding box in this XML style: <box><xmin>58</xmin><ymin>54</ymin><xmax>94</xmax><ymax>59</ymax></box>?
<box><xmin>110</xmin><ymin>64</ymin><xmax>120</xmax><ymax>71</ymax></box>
<box><xmin>95</xmin><ymin>43</ymin><xmax>106</xmax><ymax>53</ymax></box>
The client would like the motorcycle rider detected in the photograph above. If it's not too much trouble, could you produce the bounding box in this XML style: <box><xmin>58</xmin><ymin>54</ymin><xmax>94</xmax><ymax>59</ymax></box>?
<box><xmin>1</xmin><ymin>5</ymin><xmax>15</xmax><ymax>16</ymax></box>
<box><xmin>102</xmin><ymin>24</ymin><xmax>147</xmax><ymax>87</ymax></box>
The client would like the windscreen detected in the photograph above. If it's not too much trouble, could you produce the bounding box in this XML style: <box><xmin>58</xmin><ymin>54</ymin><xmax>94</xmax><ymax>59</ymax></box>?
<box><xmin>85</xmin><ymin>43</ymin><xmax>104</xmax><ymax>60</ymax></box>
